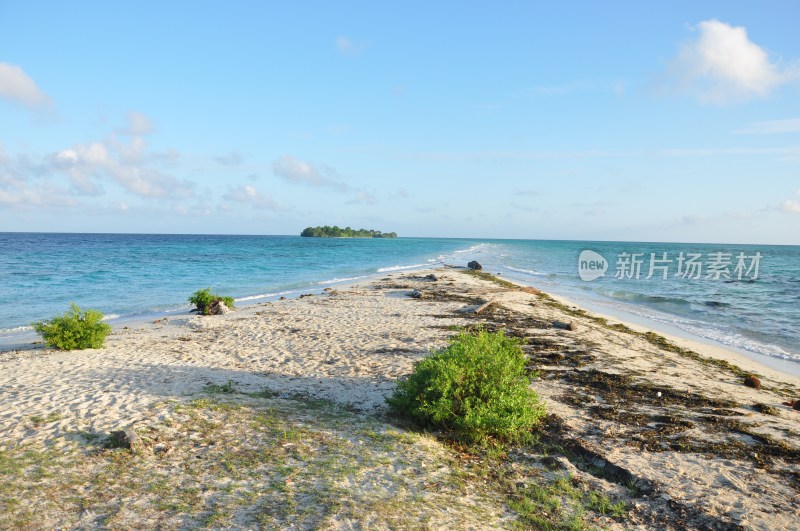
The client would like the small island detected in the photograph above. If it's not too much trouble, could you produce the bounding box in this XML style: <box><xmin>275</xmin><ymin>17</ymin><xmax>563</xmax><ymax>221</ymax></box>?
<box><xmin>300</xmin><ymin>226</ymin><xmax>398</xmax><ymax>238</ymax></box>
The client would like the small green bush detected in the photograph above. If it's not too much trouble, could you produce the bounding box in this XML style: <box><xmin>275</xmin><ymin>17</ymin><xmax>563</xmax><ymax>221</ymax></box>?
<box><xmin>32</xmin><ymin>303</ymin><xmax>111</xmax><ymax>350</ymax></box>
<box><xmin>387</xmin><ymin>329</ymin><xmax>544</xmax><ymax>447</ymax></box>
<box><xmin>188</xmin><ymin>288</ymin><xmax>235</xmax><ymax>315</ymax></box>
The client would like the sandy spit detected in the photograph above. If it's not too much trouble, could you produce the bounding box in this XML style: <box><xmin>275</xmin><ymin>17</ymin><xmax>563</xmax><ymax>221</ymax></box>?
<box><xmin>1</xmin><ymin>268</ymin><xmax>798</xmax><ymax>529</ymax></box>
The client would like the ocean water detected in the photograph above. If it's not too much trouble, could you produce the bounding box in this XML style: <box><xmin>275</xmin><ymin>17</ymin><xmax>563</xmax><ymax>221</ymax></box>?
<box><xmin>1</xmin><ymin>233</ymin><xmax>798</xmax><ymax>371</ymax></box>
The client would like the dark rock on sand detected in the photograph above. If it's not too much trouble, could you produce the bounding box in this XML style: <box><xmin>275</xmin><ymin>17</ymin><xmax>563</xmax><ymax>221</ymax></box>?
<box><xmin>410</xmin><ymin>289</ymin><xmax>422</xmax><ymax>299</ymax></box>
<box><xmin>425</xmin><ymin>274</ymin><xmax>438</xmax><ymax>281</ymax></box>
<box><xmin>109</xmin><ymin>428</ymin><xmax>143</xmax><ymax>450</ymax></box>
<box><xmin>794</xmin><ymin>400</ymin><xmax>800</xmax><ymax>411</ymax></box>
<box><xmin>468</xmin><ymin>261</ymin><xmax>482</xmax><ymax>270</ymax></box>
<box><xmin>744</xmin><ymin>375</ymin><xmax>761</xmax><ymax>390</ymax></box>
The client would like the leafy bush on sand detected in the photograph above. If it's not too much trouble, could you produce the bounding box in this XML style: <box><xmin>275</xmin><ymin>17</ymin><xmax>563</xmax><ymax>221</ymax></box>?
<box><xmin>387</xmin><ymin>329</ymin><xmax>544</xmax><ymax>446</ymax></box>
<box><xmin>32</xmin><ymin>303</ymin><xmax>111</xmax><ymax>350</ymax></box>
<box><xmin>189</xmin><ymin>288</ymin><xmax>235</xmax><ymax>315</ymax></box>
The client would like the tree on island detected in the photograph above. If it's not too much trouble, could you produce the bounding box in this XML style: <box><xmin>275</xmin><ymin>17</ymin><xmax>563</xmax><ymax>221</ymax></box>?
<box><xmin>300</xmin><ymin>226</ymin><xmax>397</xmax><ymax>238</ymax></box>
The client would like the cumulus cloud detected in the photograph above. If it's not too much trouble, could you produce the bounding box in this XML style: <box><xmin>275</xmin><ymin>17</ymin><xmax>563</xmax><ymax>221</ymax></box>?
<box><xmin>780</xmin><ymin>200</ymin><xmax>800</xmax><ymax>214</ymax></box>
<box><xmin>0</xmin><ymin>160</ymin><xmax>77</xmax><ymax>208</ymax></box>
<box><xmin>0</xmin><ymin>63</ymin><xmax>52</xmax><ymax>112</ymax></box>
<box><xmin>733</xmin><ymin>118</ymin><xmax>800</xmax><ymax>135</ymax></box>
<box><xmin>780</xmin><ymin>189</ymin><xmax>800</xmax><ymax>214</ymax></box>
<box><xmin>665</xmin><ymin>19</ymin><xmax>798</xmax><ymax>104</ymax></box>
<box><xmin>222</xmin><ymin>185</ymin><xmax>280</xmax><ymax>210</ymax></box>
<box><xmin>1</xmin><ymin>113</ymin><xmax>194</xmax><ymax>209</ymax></box>
<box><xmin>53</xmin><ymin>135</ymin><xmax>192</xmax><ymax>199</ymax></box>
<box><xmin>272</xmin><ymin>155</ymin><xmax>349</xmax><ymax>191</ymax></box>
<box><xmin>0</xmin><ymin>145</ymin><xmax>77</xmax><ymax>207</ymax></box>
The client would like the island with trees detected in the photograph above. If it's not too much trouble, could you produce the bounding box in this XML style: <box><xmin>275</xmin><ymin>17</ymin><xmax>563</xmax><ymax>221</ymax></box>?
<box><xmin>300</xmin><ymin>226</ymin><xmax>398</xmax><ymax>238</ymax></box>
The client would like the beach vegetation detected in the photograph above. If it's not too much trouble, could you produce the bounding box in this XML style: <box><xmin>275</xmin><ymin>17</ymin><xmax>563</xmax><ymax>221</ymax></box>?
<box><xmin>387</xmin><ymin>329</ymin><xmax>545</xmax><ymax>447</ymax></box>
<box><xmin>188</xmin><ymin>288</ymin><xmax>235</xmax><ymax>315</ymax></box>
<box><xmin>29</xmin><ymin>412</ymin><xmax>63</xmax><ymax>427</ymax></box>
<box><xmin>32</xmin><ymin>303</ymin><xmax>111</xmax><ymax>350</ymax></box>
<box><xmin>300</xmin><ymin>225</ymin><xmax>397</xmax><ymax>238</ymax></box>
<box><xmin>205</xmin><ymin>380</ymin><xmax>235</xmax><ymax>394</ymax></box>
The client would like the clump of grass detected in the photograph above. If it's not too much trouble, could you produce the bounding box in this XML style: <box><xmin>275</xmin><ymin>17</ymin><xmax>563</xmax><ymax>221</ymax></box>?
<box><xmin>586</xmin><ymin>490</ymin><xmax>628</xmax><ymax>518</ymax></box>
<box><xmin>387</xmin><ymin>329</ymin><xmax>545</xmax><ymax>447</ymax></box>
<box><xmin>32</xmin><ymin>303</ymin><xmax>111</xmax><ymax>350</ymax></box>
<box><xmin>205</xmin><ymin>380</ymin><xmax>236</xmax><ymax>394</ymax></box>
<box><xmin>29</xmin><ymin>412</ymin><xmax>63</xmax><ymax>426</ymax></box>
<box><xmin>189</xmin><ymin>288</ymin><xmax>235</xmax><ymax>315</ymax></box>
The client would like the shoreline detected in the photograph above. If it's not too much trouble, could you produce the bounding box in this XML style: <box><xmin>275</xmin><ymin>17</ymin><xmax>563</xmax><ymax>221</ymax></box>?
<box><xmin>1</xmin><ymin>267</ymin><xmax>799</xmax><ymax>528</ymax></box>
<box><xmin>5</xmin><ymin>258</ymin><xmax>799</xmax><ymax>381</ymax></box>
<box><xmin>535</xmin><ymin>287</ymin><xmax>800</xmax><ymax>380</ymax></box>
<box><xmin>0</xmin><ymin>263</ymin><xmax>439</xmax><ymax>353</ymax></box>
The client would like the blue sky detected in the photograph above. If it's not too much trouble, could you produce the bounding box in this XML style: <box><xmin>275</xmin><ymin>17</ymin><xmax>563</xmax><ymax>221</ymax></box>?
<box><xmin>1</xmin><ymin>1</ymin><xmax>799</xmax><ymax>243</ymax></box>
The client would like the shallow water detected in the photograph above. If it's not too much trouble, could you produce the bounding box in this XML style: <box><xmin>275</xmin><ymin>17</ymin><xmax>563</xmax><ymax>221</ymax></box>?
<box><xmin>2</xmin><ymin>233</ymin><xmax>797</xmax><ymax>367</ymax></box>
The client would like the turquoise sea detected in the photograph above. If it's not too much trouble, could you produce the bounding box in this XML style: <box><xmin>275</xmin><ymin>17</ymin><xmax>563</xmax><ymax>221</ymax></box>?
<box><xmin>1</xmin><ymin>233</ymin><xmax>798</xmax><ymax>372</ymax></box>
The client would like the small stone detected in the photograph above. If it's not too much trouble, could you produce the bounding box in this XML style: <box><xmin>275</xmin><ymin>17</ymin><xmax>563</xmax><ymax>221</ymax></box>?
<box><xmin>467</xmin><ymin>261</ymin><xmax>482</xmax><ymax>271</ymax></box>
<box><xmin>793</xmin><ymin>400</ymin><xmax>800</xmax><ymax>411</ymax></box>
<box><xmin>425</xmin><ymin>274</ymin><xmax>438</xmax><ymax>281</ymax></box>
<box><xmin>744</xmin><ymin>375</ymin><xmax>761</xmax><ymax>390</ymax></box>
<box><xmin>279</xmin><ymin>296</ymin><xmax>287</xmax><ymax>300</ymax></box>
<box><xmin>566</xmin><ymin>322</ymin><xmax>577</xmax><ymax>332</ymax></box>
<box><xmin>410</xmin><ymin>289</ymin><xmax>422</xmax><ymax>299</ymax></box>
<box><xmin>109</xmin><ymin>428</ymin><xmax>143</xmax><ymax>450</ymax></box>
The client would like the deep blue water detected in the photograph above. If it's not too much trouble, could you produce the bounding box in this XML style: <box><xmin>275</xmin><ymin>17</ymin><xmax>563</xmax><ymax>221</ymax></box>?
<box><xmin>1</xmin><ymin>233</ymin><xmax>798</xmax><ymax>368</ymax></box>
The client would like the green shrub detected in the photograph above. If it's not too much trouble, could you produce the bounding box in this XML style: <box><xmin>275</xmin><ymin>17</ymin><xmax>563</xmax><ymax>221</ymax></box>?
<box><xmin>32</xmin><ymin>303</ymin><xmax>111</xmax><ymax>350</ymax></box>
<box><xmin>188</xmin><ymin>288</ymin><xmax>235</xmax><ymax>315</ymax></box>
<box><xmin>387</xmin><ymin>329</ymin><xmax>544</xmax><ymax>447</ymax></box>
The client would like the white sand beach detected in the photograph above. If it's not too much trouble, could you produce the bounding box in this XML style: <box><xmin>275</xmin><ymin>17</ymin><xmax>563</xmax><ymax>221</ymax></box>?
<box><xmin>1</xmin><ymin>268</ymin><xmax>798</xmax><ymax>529</ymax></box>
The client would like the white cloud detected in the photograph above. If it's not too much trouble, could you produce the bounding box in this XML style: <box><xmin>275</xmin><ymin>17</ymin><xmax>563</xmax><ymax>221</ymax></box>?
<box><xmin>780</xmin><ymin>200</ymin><xmax>800</xmax><ymax>214</ymax></box>
<box><xmin>0</xmin><ymin>170</ymin><xmax>77</xmax><ymax>208</ymax></box>
<box><xmin>117</xmin><ymin>111</ymin><xmax>155</xmax><ymax>136</ymax></box>
<box><xmin>223</xmin><ymin>185</ymin><xmax>280</xmax><ymax>210</ymax></box>
<box><xmin>780</xmin><ymin>189</ymin><xmax>800</xmax><ymax>214</ymax></box>
<box><xmin>51</xmin><ymin>136</ymin><xmax>191</xmax><ymax>198</ymax></box>
<box><xmin>1</xmin><ymin>114</ymin><xmax>194</xmax><ymax>209</ymax></box>
<box><xmin>666</xmin><ymin>19</ymin><xmax>798</xmax><ymax>104</ymax></box>
<box><xmin>733</xmin><ymin>118</ymin><xmax>800</xmax><ymax>135</ymax></box>
<box><xmin>0</xmin><ymin>63</ymin><xmax>52</xmax><ymax>111</ymax></box>
<box><xmin>272</xmin><ymin>155</ymin><xmax>349</xmax><ymax>191</ymax></box>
